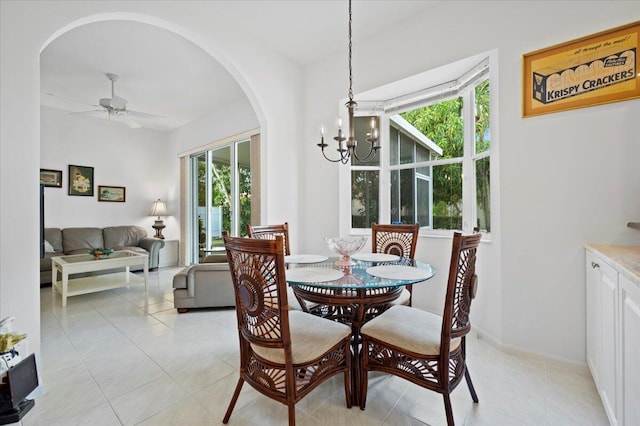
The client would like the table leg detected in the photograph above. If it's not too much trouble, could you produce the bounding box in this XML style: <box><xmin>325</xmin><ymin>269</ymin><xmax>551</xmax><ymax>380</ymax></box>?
<box><xmin>62</xmin><ymin>271</ymin><xmax>68</xmax><ymax>307</ymax></box>
<box><xmin>351</xmin><ymin>326</ymin><xmax>361</xmax><ymax>407</ymax></box>
<box><xmin>143</xmin><ymin>257</ymin><xmax>149</xmax><ymax>291</ymax></box>
<box><xmin>51</xmin><ymin>264</ymin><xmax>57</xmax><ymax>295</ymax></box>
<box><xmin>125</xmin><ymin>266</ymin><xmax>131</xmax><ymax>283</ymax></box>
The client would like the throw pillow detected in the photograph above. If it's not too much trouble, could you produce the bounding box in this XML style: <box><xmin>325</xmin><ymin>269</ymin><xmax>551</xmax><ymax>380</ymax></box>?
<box><xmin>44</xmin><ymin>240</ymin><xmax>55</xmax><ymax>253</ymax></box>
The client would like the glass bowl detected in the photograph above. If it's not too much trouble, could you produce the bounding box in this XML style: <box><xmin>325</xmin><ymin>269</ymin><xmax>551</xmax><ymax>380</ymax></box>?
<box><xmin>325</xmin><ymin>236</ymin><xmax>368</xmax><ymax>267</ymax></box>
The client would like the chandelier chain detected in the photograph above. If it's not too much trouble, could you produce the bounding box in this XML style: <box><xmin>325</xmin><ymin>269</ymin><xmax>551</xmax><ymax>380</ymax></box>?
<box><xmin>317</xmin><ymin>0</ymin><xmax>379</xmax><ymax>164</ymax></box>
<box><xmin>348</xmin><ymin>0</ymin><xmax>353</xmax><ymax>102</ymax></box>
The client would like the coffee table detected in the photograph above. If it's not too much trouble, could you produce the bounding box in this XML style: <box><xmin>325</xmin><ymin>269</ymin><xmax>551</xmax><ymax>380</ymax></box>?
<box><xmin>51</xmin><ymin>250</ymin><xmax>149</xmax><ymax>307</ymax></box>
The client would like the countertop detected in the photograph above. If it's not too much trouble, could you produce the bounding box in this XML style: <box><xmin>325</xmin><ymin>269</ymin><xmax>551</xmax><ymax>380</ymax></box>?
<box><xmin>586</xmin><ymin>244</ymin><xmax>640</xmax><ymax>285</ymax></box>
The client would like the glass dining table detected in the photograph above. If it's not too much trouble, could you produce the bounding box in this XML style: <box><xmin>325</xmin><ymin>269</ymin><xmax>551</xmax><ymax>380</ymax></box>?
<box><xmin>285</xmin><ymin>255</ymin><xmax>436</xmax><ymax>406</ymax></box>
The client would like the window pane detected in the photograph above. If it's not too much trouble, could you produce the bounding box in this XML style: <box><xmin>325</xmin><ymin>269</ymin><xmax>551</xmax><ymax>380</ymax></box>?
<box><xmin>195</xmin><ymin>154</ymin><xmax>207</xmax><ymax>254</ymax></box>
<box><xmin>416</xmin><ymin>176</ymin><xmax>430</xmax><ymax>228</ymax></box>
<box><xmin>433</xmin><ymin>163</ymin><xmax>462</xmax><ymax>230</ymax></box>
<box><xmin>416</xmin><ymin>143</ymin><xmax>430</xmax><ymax>163</ymax></box>
<box><xmin>400</xmin><ymin>97</ymin><xmax>463</xmax><ymax>159</ymax></box>
<box><xmin>399</xmin><ymin>132</ymin><xmax>413</xmax><ymax>164</ymax></box>
<box><xmin>475</xmin><ymin>80</ymin><xmax>490</xmax><ymax>154</ymax></box>
<box><xmin>399</xmin><ymin>169</ymin><xmax>415</xmax><ymax>223</ymax></box>
<box><xmin>211</xmin><ymin>146</ymin><xmax>231</xmax><ymax>248</ymax></box>
<box><xmin>352</xmin><ymin>116</ymin><xmax>380</xmax><ymax>166</ymax></box>
<box><xmin>390</xmin><ymin>126</ymin><xmax>399</xmax><ymax>166</ymax></box>
<box><xmin>390</xmin><ymin>170</ymin><xmax>400</xmax><ymax>223</ymax></box>
<box><xmin>476</xmin><ymin>156</ymin><xmax>490</xmax><ymax>232</ymax></box>
<box><xmin>237</xmin><ymin>141</ymin><xmax>251</xmax><ymax>237</ymax></box>
<box><xmin>351</xmin><ymin>170</ymin><xmax>378</xmax><ymax>228</ymax></box>
<box><xmin>416</xmin><ymin>144</ymin><xmax>430</xmax><ymax>177</ymax></box>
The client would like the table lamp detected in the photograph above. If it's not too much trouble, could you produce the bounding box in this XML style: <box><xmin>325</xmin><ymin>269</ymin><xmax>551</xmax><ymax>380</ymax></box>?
<box><xmin>149</xmin><ymin>199</ymin><xmax>169</xmax><ymax>239</ymax></box>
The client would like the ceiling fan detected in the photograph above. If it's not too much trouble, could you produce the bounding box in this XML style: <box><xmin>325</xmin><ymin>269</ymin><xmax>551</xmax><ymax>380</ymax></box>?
<box><xmin>48</xmin><ymin>73</ymin><xmax>162</xmax><ymax>128</ymax></box>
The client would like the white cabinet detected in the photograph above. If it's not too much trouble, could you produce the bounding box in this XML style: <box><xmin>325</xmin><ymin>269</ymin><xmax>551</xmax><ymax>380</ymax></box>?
<box><xmin>586</xmin><ymin>251</ymin><xmax>618</xmax><ymax>425</ymax></box>
<box><xmin>619</xmin><ymin>273</ymin><xmax>640</xmax><ymax>426</ymax></box>
<box><xmin>158</xmin><ymin>240</ymin><xmax>179</xmax><ymax>267</ymax></box>
<box><xmin>586</xmin><ymin>245</ymin><xmax>640</xmax><ymax>426</ymax></box>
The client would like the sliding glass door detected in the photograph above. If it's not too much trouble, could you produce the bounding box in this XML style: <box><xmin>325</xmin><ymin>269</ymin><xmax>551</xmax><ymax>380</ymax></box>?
<box><xmin>190</xmin><ymin>139</ymin><xmax>252</xmax><ymax>263</ymax></box>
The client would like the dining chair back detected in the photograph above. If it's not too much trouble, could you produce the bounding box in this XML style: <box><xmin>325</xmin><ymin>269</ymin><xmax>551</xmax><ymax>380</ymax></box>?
<box><xmin>371</xmin><ymin>222</ymin><xmax>420</xmax><ymax>306</ymax></box>
<box><xmin>247</xmin><ymin>222</ymin><xmax>291</xmax><ymax>256</ymax></box>
<box><xmin>222</xmin><ymin>232</ymin><xmax>352</xmax><ymax>425</ymax></box>
<box><xmin>371</xmin><ymin>222</ymin><xmax>419</xmax><ymax>258</ymax></box>
<box><xmin>359</xmin><ymin>231</ymin><xmax>481</xmax><ymax>426</ymax></box>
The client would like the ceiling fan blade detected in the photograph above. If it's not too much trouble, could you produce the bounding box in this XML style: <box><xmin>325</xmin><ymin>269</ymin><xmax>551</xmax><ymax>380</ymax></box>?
<box><xmin>111</xmin><ymin>114</ymin><xmax>142</xmax><ymax>129</ymax></box>
<box><xmin>46</xmin><ymin>93</ymin><xmax>101</xmax><ymax>108</ymax></box>
<box><xmin>126</xmin><ymin>110</ymin><xmax>164</xmax><ymax>119</ymax></box>
<box><xmin>70</xmin><ymin>110</ymin><xmax>104</xmax><ymax>116</ymax></box>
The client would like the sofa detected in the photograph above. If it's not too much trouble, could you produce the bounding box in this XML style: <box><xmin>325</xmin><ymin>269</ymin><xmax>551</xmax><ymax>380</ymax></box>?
<box><xmin>173</xmin><ymin>253</ymin><xmax>236</xmax><ymax>312</ymax></box>
<box><xmin>41</xmin><ymin>226</ymin><xmax>165</xmax><ymax>285</ymax></box>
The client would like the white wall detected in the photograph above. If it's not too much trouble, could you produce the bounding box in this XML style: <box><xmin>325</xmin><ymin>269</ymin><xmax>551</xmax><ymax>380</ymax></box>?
<box><xmin>41</xmin><ymin>106</ymin><xmax>170</xmax><ymax>234</ymax></box>
<box><xmin>301</xmin><ymin>1</ymin><xmax>640</xmax><ymax>363</ymax></box>
<box><xmin>0</xmin><ymin>1</ymin><xmax>302</xmax><ymax>355</ymax></box>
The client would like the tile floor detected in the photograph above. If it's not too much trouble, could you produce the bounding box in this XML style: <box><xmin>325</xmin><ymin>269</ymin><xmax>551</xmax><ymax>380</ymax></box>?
<box><xmin>16</xmin><ymin>267</ymin><xmax>608</xmax><ymax>425</ymax></box>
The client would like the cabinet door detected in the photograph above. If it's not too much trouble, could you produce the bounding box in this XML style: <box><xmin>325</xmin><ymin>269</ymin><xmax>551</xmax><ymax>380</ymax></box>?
<box><xmin>620</xmin><ymin>273</ymin><xmax>640</xmax><ymax>426</ymax></box>
<box><xmin>599</xmin><ymin>260</ymin><xmax>618</xmax><ymax>425</ymax></box>
<box><xmin>586</xmin><ymin>251</ymin><xmax>601</xmax><ymax>382</ymax></box>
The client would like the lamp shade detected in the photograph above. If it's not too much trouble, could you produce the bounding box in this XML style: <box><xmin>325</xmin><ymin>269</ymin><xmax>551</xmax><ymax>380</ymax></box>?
<box><xmin>149</xmin><ymin>199</ymin><xmax>169</xmax><ymax>217</ymax></box>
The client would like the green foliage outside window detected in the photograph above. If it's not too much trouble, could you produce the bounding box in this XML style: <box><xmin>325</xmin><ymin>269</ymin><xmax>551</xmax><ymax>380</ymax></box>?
<box><xmin>196</xmin><ymin>153</ymin><xmax>252</xmax><ymax>250</ymax></box>
<box><xmin>400</xmin><ymin>80</ymin><xmax>490</xmax><ymax>231</ymax></box>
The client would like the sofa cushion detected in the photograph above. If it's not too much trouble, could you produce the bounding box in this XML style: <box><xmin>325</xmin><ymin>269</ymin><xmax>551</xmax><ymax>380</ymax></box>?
<box><xmin>111</xmin><ymin>246</ymin><xmax>147</xmax><ymax>256</ymax></box>
<box><xmin>44</xmin><ymin>240</ymin><xmax>55</xmax><ymax>253</ymax></box>
<box><xmin>103</xmin><ymin>226</ymin><xmax>147</xmax><ymax>249</ymax></box>
<box><xmin>44</xmin><ymin>228</ymin><xmax>63</xmax><ymax>252</ymax></box>
<box><xmin>62</xmin><ymin>228</ymin><xmax>104</xmax><ymax>253</ymax></box>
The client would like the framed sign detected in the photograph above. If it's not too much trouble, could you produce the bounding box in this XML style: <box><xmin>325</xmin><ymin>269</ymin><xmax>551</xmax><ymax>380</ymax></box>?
<box><xmin>523</xmin><ymin>21</ymin><xmax>639</xmax><ymax>117</ymax></box>
<box><xmin>40</xmin><ymin>169</ymin><xmax>62</xmax><ymax>188</ymax></box>
<box><xmin>98</xmin><ymin>185</ymin><xmax>126</xmax><ymax>202</ymax></box>
<box><xmin>68</xmin><ymin>165</ymin><xmax>94</xmax><ymax>196</ymax></box>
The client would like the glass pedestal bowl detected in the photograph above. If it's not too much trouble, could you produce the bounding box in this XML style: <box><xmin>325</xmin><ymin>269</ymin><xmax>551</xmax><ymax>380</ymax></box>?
<box><xmin>325</xmin><ymin>236</ymin><xmax>368</xmax><ymax>267</ymax></box>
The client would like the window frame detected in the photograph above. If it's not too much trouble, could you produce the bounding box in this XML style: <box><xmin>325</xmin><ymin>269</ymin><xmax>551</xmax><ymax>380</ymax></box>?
<box><xmin>348</xmin><ymin>61</ymin><xmax>491</xmax><ymax>237</ymax></box>
<box><xmin>188</xmin><ymin>136</ymin><xmax>253</xmax><ymax>263</ymax></box>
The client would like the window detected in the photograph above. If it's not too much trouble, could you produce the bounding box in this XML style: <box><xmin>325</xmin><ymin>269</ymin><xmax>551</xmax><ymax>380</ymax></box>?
<box><xmin>190</xmin><ymin>138</ymin><xmax>254</xmax><ymax>263</ymax></box>
<box><xmin>349</xmin><ymin>60</ymin><xmax>491</xmax><ymax>234</ymax></box>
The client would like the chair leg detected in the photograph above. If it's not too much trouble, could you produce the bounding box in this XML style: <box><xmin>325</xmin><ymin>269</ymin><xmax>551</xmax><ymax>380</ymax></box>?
<box><xmin>287</xmin><ymin>403</ymin><xmax>296</xmax><ymax>426</ymax></box>
<box><xmin>359</xmin><ymin>369</ymin><xmax>368</xmax><ymax>410</ymax></box>
<box><xmin>344</xmin><ymin>369</ymin><xmax>352</xmax><ymax>409</ymax></box>
<box><xmin>222</xmin><ymin>377</ymin><xmax>244</xmax><ymax>424</ymax></box>
<box><xmin>443</xmin><ymin>393</ymin><xmax>455</xmax><ymax>426</ymax></box>
<box><xmin>464</xmin><ymin>367</ymin><xmax>479</xmax><ymax>403</ymax></box>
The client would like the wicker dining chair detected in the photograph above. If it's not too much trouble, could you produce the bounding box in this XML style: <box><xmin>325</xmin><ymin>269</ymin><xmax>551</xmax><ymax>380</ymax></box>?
<box><xmin>247</xmin><ymin>222</ymin><xmax>311</xmax><ymax>311</ymax></box>
<box><xmin>247</xmin><ymin>222</ymin><xmax>291</xmax><ymax>256</ymax></box>
<box><xmin>371</xmin><ymin>222</ymin><xmax>420</xmax><ymax>306</ymax></box>
<box><xmin>222</xmin><ymin>233</ymin><xmax>352</xmax><ymax>426</ymax></box>
<box><xmin>359</xmin><ymin>232</ymin><xmax>481</xmax><ymax>426</ymax></box>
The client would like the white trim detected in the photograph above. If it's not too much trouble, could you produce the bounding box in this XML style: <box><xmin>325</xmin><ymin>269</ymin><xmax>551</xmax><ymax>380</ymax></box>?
<box><xmin>383</xmin><ymin>58</ymin><xmax>490</xmax><ymax>113</ymax></box>
<box><xmin>177</xmin><ymin>127</ymin><xmax>259</xmax><ymax>158</ymax></box>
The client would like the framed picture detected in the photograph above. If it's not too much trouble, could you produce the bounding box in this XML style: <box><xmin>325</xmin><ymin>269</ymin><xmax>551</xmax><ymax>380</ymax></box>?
<box><xmin>98</xmin><ymin>185</ymin><xmax>126</xmax><ymax>202</ymax></box>
<box><xmin>39</xmin><ymin>169</ymin><xmax>62</xmax><ymax>188</ymax></box>
<box><xmin>523</xmin><ymin>21</ymin><xmax>640</xmax><ymax>117</ymax></box>
<box><xmin>68</xmin><ymin>165</ymin><xmax>94</xmax><ymax>196</ymax></box>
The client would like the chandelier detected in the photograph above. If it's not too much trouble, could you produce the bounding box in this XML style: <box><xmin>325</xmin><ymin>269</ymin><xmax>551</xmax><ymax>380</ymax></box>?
<box><xmin>317</xmin><ymin>0</ymin><xmax>380</xmax><ymax>164</ymax></box>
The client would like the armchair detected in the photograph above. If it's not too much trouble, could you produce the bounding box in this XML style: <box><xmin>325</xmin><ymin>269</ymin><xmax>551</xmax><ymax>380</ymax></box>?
<box><xmin>172</xmin><ymin>254</ymin><xmax>235</xmax><ymax>313</ymax></box>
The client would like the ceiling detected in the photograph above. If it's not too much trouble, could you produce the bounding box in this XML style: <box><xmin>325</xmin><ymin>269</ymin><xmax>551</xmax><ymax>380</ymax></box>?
<box><xmin>40</xmin><ymin>1</ymin><xmax>439</xmax><ymax>132</ymax></box>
